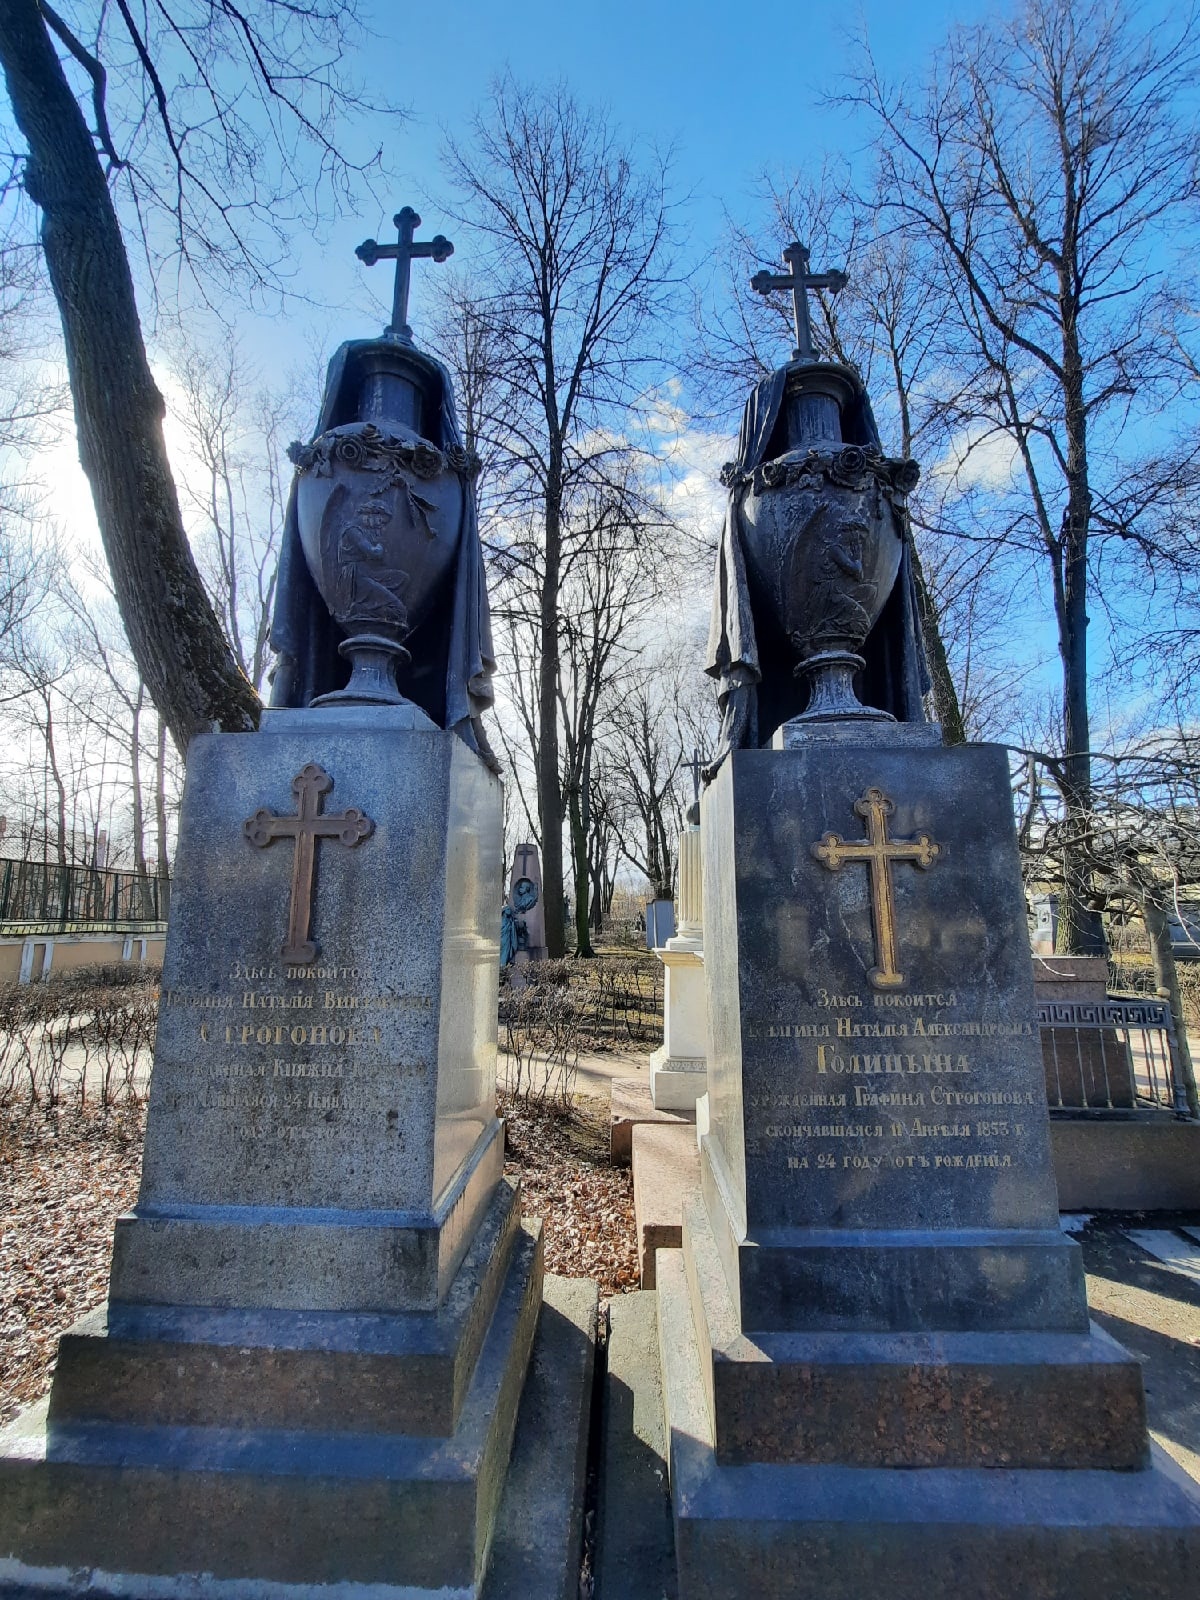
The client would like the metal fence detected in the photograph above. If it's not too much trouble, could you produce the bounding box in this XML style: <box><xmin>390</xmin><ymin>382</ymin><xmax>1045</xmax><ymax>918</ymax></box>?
<box><xmin>1038</xmin><ymin>997</ymin><xmax>1192</xmax><ymax>1118</ymax></box>
<box><xmin>0</xmin><ymin>859</ymin><xmax>170</xmax><ymax>932</ymax></box>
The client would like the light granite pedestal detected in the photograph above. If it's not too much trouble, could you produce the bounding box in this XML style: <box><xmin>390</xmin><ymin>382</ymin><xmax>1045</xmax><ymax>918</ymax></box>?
<box><xmin>649</xmin><ymin>829</ymin><xmax>709</xmax><ymax>1114</ymax></box>
<box><xmin>659</xmin><ymin>733</ymin><xmax>1200</xmax><ymax>1599</ymax></box>
<box><xmin>0</xmin><ymin>707</ymin><xmax>543</xmax><ymax>1600</ymax></box>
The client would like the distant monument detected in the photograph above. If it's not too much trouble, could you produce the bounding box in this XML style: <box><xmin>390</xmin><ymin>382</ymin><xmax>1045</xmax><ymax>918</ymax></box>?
<box><xmin>0</xmin><ymin>208</ymin><xmax>566</xmax><ymax>1600</ymax></box>
<box><xmin>705</xmin><ymin>242</ymin><xmax>929</xmax><ymax>762</ymax></box>
<box><xmin>660</xmin><ymin>240</ymin><xmax>1200</xmax><ymax>1597</ymax></box>
<box><xmin>649</xmin><ymin>753</ymin><xmax>708</xmax><ymax>1113</ymax></box>
<box><xmin>503</xmin><ymin>842</ymin><xmax>547</xmax><ymax>972</ymax></box>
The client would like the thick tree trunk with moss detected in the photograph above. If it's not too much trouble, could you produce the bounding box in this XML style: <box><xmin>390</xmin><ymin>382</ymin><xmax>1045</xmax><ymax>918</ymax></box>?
<box><xmin>0</xmin><ymin>0</ymin><xmax>260</xmax><ymax>752</ymax></box>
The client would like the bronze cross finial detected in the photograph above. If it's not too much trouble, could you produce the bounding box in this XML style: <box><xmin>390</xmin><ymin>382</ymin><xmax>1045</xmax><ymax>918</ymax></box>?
<box><xmin>356</xmin><ymin>206</ymin><xmax>454</xmax><ymax>344</ymax></box>
<box><xmin>811</xmin><ymin>786</ymin><xmax>939</xmax><ymax>990</ymax></box>
<box><xmin>243</xmin><ymin>764</ymin><xmax>374</xmax><ymax>966</ymax></box>
<box><xmin>751</xmin><ymin>241</ymin><xmax>848</xmax><ymax>362</ymax></box>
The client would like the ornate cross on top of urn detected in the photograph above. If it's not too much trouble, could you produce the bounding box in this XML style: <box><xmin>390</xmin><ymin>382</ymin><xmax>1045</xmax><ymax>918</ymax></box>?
<box><xmin>811</xmin><ymin>786</ymin><xmax>939</xmax><ymax>991</ymax></box>
<box><xmin>356</xmin><ymin>206</ymin><xmax>454</xmax><ymax>343</ymax></box>
<box><xmin>751</xmin><ymin>241</ymin><xmax>848</xmax><ymax>363</ymax></box>
<box><xmin>244</xmin><ymin>763</ymin><xmax>374</xmax><ymax>966</ymax></box>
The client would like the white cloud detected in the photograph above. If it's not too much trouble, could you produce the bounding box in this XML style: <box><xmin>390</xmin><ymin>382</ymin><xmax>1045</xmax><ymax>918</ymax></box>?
<box><xmin>927</xmin><ymin>424</ymin><xmax>1020</xmax><ymax>492</ymax></box>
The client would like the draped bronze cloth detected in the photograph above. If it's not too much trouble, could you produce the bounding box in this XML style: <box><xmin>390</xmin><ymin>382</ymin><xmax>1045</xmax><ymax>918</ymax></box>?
<box><xmin>269</xmin><ymin>339</ymin><xmax>497</xmax><ymax>768</ymax></box>
<box><xmin>704</xmin><ymin>365</ymin><xmax>930</xmax><ymax>770</ymax></box>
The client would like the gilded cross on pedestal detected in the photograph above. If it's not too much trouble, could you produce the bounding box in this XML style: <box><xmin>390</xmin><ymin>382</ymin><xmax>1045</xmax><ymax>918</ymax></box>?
<box><xmin>751</xmin><ymin>241</ymin><xmax>848</xmax><ymax>362</ymax></box>
<box><xmin>811</xmin><ymin>786</ymin><xmax>939</xmax><ymax>991</ymax></box>
<box><xmin>356</xmin><ymin>206</ymin><xmax>454</xmax><ymax>344</ymax></box>
<box><xmin>244</xmin><ymin>764</ymin><xmax>374</xmax><ymax>966</ymax></box>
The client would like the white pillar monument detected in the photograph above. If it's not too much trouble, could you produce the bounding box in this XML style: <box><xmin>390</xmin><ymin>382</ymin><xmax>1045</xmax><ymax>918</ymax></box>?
<box><xmin>649</xmin><ymin>825</ymin><xmax>709</xmax><ymax>1112</ymax></box>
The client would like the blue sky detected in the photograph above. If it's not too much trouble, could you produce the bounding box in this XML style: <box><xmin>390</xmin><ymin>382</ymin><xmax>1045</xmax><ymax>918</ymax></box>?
<box><xmin>277</xmin><ymin>0</ymin><xmax>993</xmax><ymax>352</ymax></box>
<box><xmin>34</xmin><ymin>0</ymin><xmax>1073</xmax><ymax>740</ymax></box>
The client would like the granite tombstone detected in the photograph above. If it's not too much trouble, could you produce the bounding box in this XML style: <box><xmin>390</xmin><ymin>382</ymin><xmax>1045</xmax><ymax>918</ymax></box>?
<box><xmin>0</xmin><ymin>210</ymin><xmax>546</xmax><ymax>1600</ymax></box>
<box><xmin>658</xmin><ymin>241</ymin><xmax>1200</xmax><ymax>1600</ymax></box>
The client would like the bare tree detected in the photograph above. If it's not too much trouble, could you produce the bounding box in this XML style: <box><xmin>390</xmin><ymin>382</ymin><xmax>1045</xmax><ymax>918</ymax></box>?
<box><xmin>442</xmin><ymin>76</ymin><xmax>681</xmax><ymax>955</ymax></box>
<box><xmin>0</xmin><ymin>0</ymin><xmax>385</xmax><ymax>749</ymax></box>
<box><xmin>844</xmin><ymin>0</ymin><xmax>1200</xmax><ymax>951</ymax></box>
<box><xmin>170</xmin><ymin>336</ymin><xmax>297</xmax><ymax>693</ymax></box>
<box><xmin>557</xmin><ymin>473</ymin><xmax>673</xmax><ymax>954</ymax></box>
<box><xmin>608</xmin><ymin>645</ymin><xmax>719</xmax><ymax>907</ymax></box>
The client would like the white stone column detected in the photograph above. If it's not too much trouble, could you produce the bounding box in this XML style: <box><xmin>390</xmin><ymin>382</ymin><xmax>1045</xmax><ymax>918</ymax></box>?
<box><xmin>649</xmin><ymin>827</ymin><xmax>709</xmax><ymax>1112</ymax></box>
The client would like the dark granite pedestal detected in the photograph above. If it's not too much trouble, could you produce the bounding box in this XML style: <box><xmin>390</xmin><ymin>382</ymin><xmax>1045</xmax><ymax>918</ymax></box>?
<box><xmin>659</xmin><ymin>737</ymin><xmax>1200</xmax><ymax>1598</ymax></box>
<box><xmin>0</xmin><ymin>709</ymin><xmax>543</xmax><ymax>1599</ymax></box>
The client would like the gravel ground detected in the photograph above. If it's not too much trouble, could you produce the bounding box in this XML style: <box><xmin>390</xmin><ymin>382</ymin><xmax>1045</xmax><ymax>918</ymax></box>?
<box><xmin>0</xmin><ymin>1092</ymin><xmax>636</xmax><ymax>1429</ymax></box>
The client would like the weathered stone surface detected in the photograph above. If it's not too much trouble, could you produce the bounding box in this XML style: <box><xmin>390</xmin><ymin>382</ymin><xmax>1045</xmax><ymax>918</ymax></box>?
<box><xmin>1051</xmin><ymin>1116</ymin><xmax>1200</xmax><ymax>1211</ymax></box>
<box><xmin>595</xmin><ymin>1293</ymin><xmax>677</xmax><ymax>1600</ymax></box>
<box><xmin>112</xmin><ymin>714</ymin><xmax>504</xmax><ymax>1314</ymax></box>
<box><xmin>773</xmin><ymin>718</ymin><xmax>942</xmax><ymax>749</ymax></box>
<box><xmin>632</xmin><ymin>1124</ymin><xmax>700</xmax><ymax>1290</ymax></box>
<box><xmin>682</xmin><ymin>1194</ymin><xmax>1147</xmax><ymax>1470</ymax></box>
<box><xmin>50</xmin><ymin>1180</ymin><xmax>521</xmax><ymax>1439</ymax></box>
<box><xmin>699</xmin><ymin>742</ymin><xmax>1086</xmax><ymax>1335</ymax></box>
<box><xmin>0</xmin><ymin>1222</ymin><xmax>543</xmax><ymax>1599</ymax></box>
<box><xmin>658</xmin><ymin>1250</ymin><xmax>1200</xmax><ymax>1600</ymax></box>
<box><xmin>484</xmin><ymin>1275</ymin><xmax>599</xmax><ymax>1600</ymax></box>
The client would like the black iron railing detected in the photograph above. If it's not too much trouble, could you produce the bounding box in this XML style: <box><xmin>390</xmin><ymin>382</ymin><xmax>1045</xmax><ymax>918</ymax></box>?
<box><xmin>1038</xmin><ymin>997</ymin><xmax>1193</xmax><ymax>1118</ymax></box>
<box><xmin>0</xmin><ymin>859</ymin><xmax>170</xmax><ymax>932</ymax></box>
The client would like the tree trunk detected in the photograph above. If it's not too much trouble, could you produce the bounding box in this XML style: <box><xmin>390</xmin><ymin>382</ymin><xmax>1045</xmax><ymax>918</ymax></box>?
<box><xmin>154</xmin><ymin>715</ymin><xmax>170</xmax><ymax>876</ymax></box>
<box><xmin>43</xmin><ymin>697</ymin><xmax>67</xmax><ymax>867</ymax></box>
<box><xmin>1056</xmin><ymin>503</ymin><xmax>1103</xmax><ymax>954</ymax></box>
<box><xmin>1054</xmin><ymin>257</ymin><xmax>1104</xmax><ymax>956</ymax></box>
<box><xmin>537</xmin><ymin>489</ymin><xmax>565</xmax><ymax>957</ymax></box>
<box><xmin>0</xmin><ymin>0</ymin><xmax>261</xmax><ymax>753</ymax></box>
<box><xmin>1143</xmin><ymin>889</ymin><xmax>1198</xmax><ymax>1118</ymax></box>
<box><xmin>907</xmin><ymin>539</ymin><xmax>966</xmax><ymax>743</ymax></box>
<box><xmin>568</xmin><ymin>787</ymin><xmax>593</xmax><ymax>958</ymax></box>
<box><xmin>129</xmin><ymin>683</ymin><xmax>157</xmax><ymax>919</ymax></box>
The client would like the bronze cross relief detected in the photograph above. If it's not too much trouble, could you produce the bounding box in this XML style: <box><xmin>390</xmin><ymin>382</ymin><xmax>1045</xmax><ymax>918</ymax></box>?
<box><xmin>811</xmin><ymin>786</ymin><xmax>939</xmax><ymax>991</ymax></box>
<box><xmin>243</xmin><ymin>764</ymin><xmax>374</xmax><ymax>966</ymax></box>
<box><xmin>751</xmin><ymin>241</ymin><xmax>848</xmax><ymax>362</ymax></box>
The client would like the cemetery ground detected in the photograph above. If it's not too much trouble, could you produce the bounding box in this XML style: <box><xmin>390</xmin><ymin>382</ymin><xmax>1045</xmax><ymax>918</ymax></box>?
<box><xmin>0</xmin><ymin>952</ymin><xmax>652</xmax><ymax>1430</ymax></box>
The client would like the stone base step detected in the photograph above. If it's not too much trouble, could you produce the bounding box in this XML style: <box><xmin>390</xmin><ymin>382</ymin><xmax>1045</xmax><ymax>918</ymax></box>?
<box><xmin>594</xmin><ymin>1293</ymin><xmax>676</xmax><ymax>1600</ymax></box>
<box><xmin>657</xmin><ymin>1248</ymin><xmax>1200</xmax><ymax>1600</ymax></box>
<box><xmin>0</xmin><ymin>1225</ymin><xmax>545</xmax><ymax>1600</ymax></box>
<box><xmin>682</xmin><ymin>1195</ymin><xmax>1147</xmax><ymax>1470</ymax></box>
<box><xmin>482</xmin><ymin>1275</ymin><xmax>599</xmax><ymax>1600</ymax></box>
<box><xmin>631</xmin><ymin>1123</ymin><xmax>700</xmax><ymax>1290</ymax></box>
<box><xmin>610</xmin><ymin>1076</ymin><xmax>693</xmax><ymax>1165</ymax></box>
